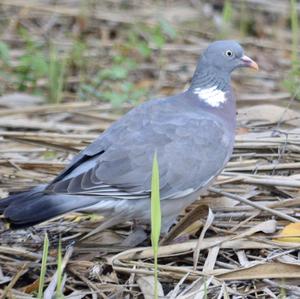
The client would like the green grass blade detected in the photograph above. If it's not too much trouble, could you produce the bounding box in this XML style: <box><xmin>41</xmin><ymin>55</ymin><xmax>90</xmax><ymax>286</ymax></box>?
<box><xmin>291</xmin><ymin>0</ymin><xmax>299</xmax><ymax>65</ymax></box>
<box><xmin>220</xmin><ymin>0</ymin><xmax>233</xmax><ymax>37</ymax></box>
<box><xmin>56</xmin><ymin>237</ymin><xmax>64</xmax><ymax>298</ymax></box>
<box><xmin>151</xmin><ymin>152</ymin><xmax>161</xmax><ymax>299</ymax></box>
<box><xmin>37</xmin><ymin>233</ymin><xmax>49</xmax><ymax>299</ymax></box>
<box><xmin>222</xmin><ymin>0</ymin><xmax>233</xmax><ymax>24</ymax></box>
<box><xmin>283</xmin><ymin>0</ymin><xmax>300</xmax><ymax>100</ymax></box>
<box><xmin>48</xmin><ymin>44</ymin><xmax>67</xmax><ymax>103</ymax></box>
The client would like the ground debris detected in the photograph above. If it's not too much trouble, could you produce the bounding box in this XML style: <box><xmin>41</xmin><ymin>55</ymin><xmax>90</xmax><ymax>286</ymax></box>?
<box><xmin>0</xmin><ymin>0</ymin><xmax>300</xmax><ymax>298</ymax></box>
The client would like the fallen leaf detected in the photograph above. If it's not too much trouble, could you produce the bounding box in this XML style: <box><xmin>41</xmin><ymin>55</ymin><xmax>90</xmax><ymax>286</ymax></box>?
<box><xmin>203</xmin><ymin>246</ymin><xmax>220</xmax><ymax>273</ymax></box>
<box><xmin>201</xmin><ymin>196</ymin><xmax>239</xmax><ymax>209</ymax></box>
<box><xmin>275</xmin><ymin>223</ymin><xmax>300</xmax><ymax>243</ymax></box>
<box><xmin>174</xmin><ymin>276</ymin><xmax>213</xmax><ymax>299</ymax></box>
<box><xmin>238</xmin><ymin>104</ymin><xmax>300</xmax><ymax>127</ymax></box>
<box><xmin>232</xmin><ymin>219</ymin><xmax>277</xmax><ymax>240</ymax></box>
<box><xmin>217</xmin><ymin>262</ymin><xmax>300</xmax><ymax>280</ymax></box>
<box><xmin>137</xmin><ymin>276</ymin><xmax>164</xmax><ymax>299</ymax></box>
<box><xmin>22</xmin><ymin>278</ymin><xmax>39</xmax><ymax>294</ymax></box>
<box><xmin>160</xmin><ymin>204</ymin><xmax>209</xmax><ymax>245</ymax></box>
<box><xmin>193</xmin><ymin>208</ymin><xmax>214</xmax><ymax>270</ymax></box>
<box><xmin>0</xmin><ymin>93</ymin><xmax>43</xmax><ymax>108</ymax></box>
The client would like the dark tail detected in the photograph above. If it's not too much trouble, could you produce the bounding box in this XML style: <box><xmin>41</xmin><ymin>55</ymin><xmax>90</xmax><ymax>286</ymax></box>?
<box><xmin>0</xmin><ymin>185</ymin><xmax>99</xmax><ymax>229</ymax></box>
<box><xmin>0</xmin><ymin>185</ymin><xmax>46</xmax><ymax>213</ymax></box>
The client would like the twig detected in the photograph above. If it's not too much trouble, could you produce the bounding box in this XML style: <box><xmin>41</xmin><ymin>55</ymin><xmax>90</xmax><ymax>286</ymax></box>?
<box><xmin>209</xmin><ymin>187</ymin><xmax>299</xmax><ymax>223</ymax></box>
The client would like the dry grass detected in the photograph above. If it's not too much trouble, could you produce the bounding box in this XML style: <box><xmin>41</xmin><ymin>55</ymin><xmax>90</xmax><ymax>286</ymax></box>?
<box><xmin>0</xmin><ymin>0</ymin><xmax>300</xmax><ymax>298</ymax></box>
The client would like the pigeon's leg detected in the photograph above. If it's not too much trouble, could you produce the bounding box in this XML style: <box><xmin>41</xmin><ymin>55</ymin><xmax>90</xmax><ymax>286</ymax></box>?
<box><xmin>121</xmin><ymin>225</ymin><xmax>148</xmax><ymax>247</ymax></box>
<box><xmin>161</xmin><ymin>215</ymin><xmax>177</xmax><ymax>235</ymax></box>
<box><xmin>120</xmin><ymin>216</ymin><xmax>178</xmax><ymax>247</ymax></box>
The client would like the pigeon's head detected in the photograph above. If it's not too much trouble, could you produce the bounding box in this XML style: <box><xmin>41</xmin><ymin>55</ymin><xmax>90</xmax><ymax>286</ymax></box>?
<box><xmin>201</xmin><ymin>40</ymin><xmax>258</xmax><ymax>74</ymax></box>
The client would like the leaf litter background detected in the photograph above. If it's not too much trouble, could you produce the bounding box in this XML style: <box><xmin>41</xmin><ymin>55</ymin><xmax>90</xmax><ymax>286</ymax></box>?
<box><xmin>0</xmin><ymin>0</ymin><xmax>300</xmax><ymax>298</ymax></box>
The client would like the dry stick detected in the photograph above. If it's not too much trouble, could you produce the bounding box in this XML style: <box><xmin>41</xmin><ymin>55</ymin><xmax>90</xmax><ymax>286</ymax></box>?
<box><xmin>68</xmin><ymin>267</ymin><xmax>103</xmax><ymax>297</ymax></box>
<box><xmin>0</xmin><ymin>0</ymin><xmax>136</xmax><ymax>24</ymax></box>
<box><xmin>228</xmin><ymin>162</ymin><xmax>300</xmax><ymax>172</ymax></box>
<box><xmin>275</xmin><ymin>87</ymin><xmax>299</xmax><ymax>131</ymax></box>
<box><xmin>209</xmin><ymin>187</ymin><xmax>299</xmax><ymax>223</ymax></box>
<box><xmin>221</xmin><ymin>172</ymin><xmax>300</xmax><ymax>188</ymax></box>
<box><xmin>0</xmin><ymin>131</ymin><xmax>97</xmax><ymax>139</ymax></box>
<box><xmin>0</xmin><ymin>263</ymin><xmax>28</xmax><ymax>299</ymax></box>
<box><xmin>0</xmin><ymin>102</ymin><xmax>93</xmax><ymax>116</ymax></box>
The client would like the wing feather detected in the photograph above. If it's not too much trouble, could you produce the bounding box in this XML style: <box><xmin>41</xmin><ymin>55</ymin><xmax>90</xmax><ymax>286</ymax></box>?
<box><xmin>46</xmin><ymin>96</ymin><xmax>234</xmax><ymax>201</ymax></box>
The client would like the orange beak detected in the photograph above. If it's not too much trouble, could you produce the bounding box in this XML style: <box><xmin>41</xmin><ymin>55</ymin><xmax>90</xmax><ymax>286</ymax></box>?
<box><xmin>241</xmin><ymin>55</ymin><xmax>259</xmax><ymax>70</ymax></box>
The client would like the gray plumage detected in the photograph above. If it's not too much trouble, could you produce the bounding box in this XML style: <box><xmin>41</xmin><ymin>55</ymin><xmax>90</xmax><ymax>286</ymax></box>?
<box><xmin>0</xmin><ymin>40</ymin><xmax>258</xmax><ymax>232</ymax></box>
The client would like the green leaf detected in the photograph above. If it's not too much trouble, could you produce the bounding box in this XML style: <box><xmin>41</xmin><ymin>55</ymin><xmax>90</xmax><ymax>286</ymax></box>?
<box><xmin>32</xmin><ymin>53</ymin><xmax>48</xmax><ymax>76</ymax></box>
<box><xmin>101</xmin><ymin>66</ymin><xmax>128</xmax><ymax>80</ymax></box>
<box><xmin>121</xmin><ymin>81</ymin><xmax>134</xmax><ymax>92</ymax></box>
<box><xmin>102</xmin><ymin>91</ymin><xmax>127</xmax><ymax>105</ymax></box>
<box><xmin>0</xmin><ymin>41</ymin><xmax>10</xmax><ymax>65</ymax></box>
<box><xmin>55</xmin><ymin>237</ymin><xmax>64</xmax><ymax>298</ymax></box>
<box><xmin>151</xmin><ymin>152</ymin><xmax>161</xmax><ymax>299</ymax></box>
<box><xmin>48</xmin><ymin>45</ymin><xmax>66</xmax><ymax>103</ymax></box>
<box><xmin>137</xmin><ymin>41</ymin><xmax>152</xmax><ymax>58</ymax></box>
<box><xmin>223</xmin><ymin>0</ymin><xmax>233</xmax><ymax>24</ymax></box>
<box><xmin>291</xmin><ymin>0</ymin><xmax>299</xmax><ymax>65</ymax></box>
<box><xmin>70</xmin><ymin>40</ymin><xmax>86</xmax><ymax>68</ymax></box>
<box><xmin>159</xmin><ymin>19</ymin><xmax>177</xmax><ymax>39</ymax></box>
<box><xmin>282</xmin><ymin>1</ymin><xmax>300</xmax><ymax>101</ymax></box>
<box><xmin>38</xmin><ymin>233</ymin><xmax>49</xmax><ymax>299</ymax></box>
<box><xmin>152</xmin><ymin>33</ymin><xmax>165</xmax><ymax>48</ymax></box>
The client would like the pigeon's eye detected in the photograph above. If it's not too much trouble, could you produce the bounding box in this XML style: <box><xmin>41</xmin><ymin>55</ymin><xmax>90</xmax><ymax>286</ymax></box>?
<box><xmin>225</xmin><ymin>50</ymin><xmax>233</xmax><ymax>57</ymax></box>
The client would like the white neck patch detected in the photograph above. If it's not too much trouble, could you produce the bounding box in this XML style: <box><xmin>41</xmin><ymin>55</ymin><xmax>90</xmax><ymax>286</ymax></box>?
<box><xmin>193</xmin><ymin>86</ymin><xmax>227</xmax><ymax>107</ymax></box>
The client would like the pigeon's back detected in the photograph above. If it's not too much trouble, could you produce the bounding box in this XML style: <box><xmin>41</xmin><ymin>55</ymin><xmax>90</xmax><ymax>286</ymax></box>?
<box><xmin>55</xmin><ymin>91</ymin><xmax>235</xmax><ymax>196</ymax></box>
